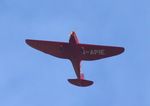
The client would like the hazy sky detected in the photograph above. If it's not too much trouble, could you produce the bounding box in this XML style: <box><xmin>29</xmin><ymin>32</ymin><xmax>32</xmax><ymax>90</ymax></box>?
<box><xmin>0</xmin><ymin>0</ymin><xmax>150</xmax><ymax>106</ymax></box>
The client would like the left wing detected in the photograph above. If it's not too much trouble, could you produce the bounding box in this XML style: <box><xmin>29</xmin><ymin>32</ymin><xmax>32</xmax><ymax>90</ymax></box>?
<box><xmin>79</xmin><ymin>43</ymin><xmax>124</xmax><ymax>61</ymax></box>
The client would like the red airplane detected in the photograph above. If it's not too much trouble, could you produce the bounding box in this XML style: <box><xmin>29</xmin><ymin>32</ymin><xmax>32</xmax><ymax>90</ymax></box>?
<box><xmin>26</xmin><ymin>32</ymin><xmax>124</xmax><ymax>87</ymax></box>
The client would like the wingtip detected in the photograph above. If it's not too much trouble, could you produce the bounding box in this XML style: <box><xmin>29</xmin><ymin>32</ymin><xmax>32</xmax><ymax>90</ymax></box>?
<box><xmin>25</xmin><ymin>39</ymin><xmax>30</xmax><ymax>45</ymax></box>
<box><xmin>25</xmin><ymin>39</ymin><xmax>34</xmax><ymax>46</ymax></box>
<box><xmin>120</xmin><ymin>47</ymin><xmax>125</xmax><ymax>53</ymax></box>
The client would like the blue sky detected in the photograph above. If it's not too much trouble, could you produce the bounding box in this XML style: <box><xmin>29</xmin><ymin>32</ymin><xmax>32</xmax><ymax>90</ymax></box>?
<box><xmin>0</xmin><ymin>0</ymin><xmax>150</xmax><ymax>106</ymax></box>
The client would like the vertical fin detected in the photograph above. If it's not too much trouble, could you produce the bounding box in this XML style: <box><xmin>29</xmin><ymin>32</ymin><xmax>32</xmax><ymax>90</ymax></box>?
<box><xmin>80</xmin><ymin>73</ymin><xmax>84</xmax><ymax>80</ymax></box>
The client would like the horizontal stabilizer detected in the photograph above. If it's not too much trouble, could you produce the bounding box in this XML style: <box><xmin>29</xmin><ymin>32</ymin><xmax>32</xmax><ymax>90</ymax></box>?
<box><xmin>68</xmin><ymin>79</ymin><xmax>93</xmax><ymax>87</ymax></box>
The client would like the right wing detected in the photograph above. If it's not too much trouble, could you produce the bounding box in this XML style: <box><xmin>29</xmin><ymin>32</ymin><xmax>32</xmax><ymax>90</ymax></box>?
<box><xmin>79</xmin><ymin>43</ymin><xmax>124</xmax><ymax>61</ymax></box>
<box><xmin>26</xmin><ymin>39</ymin><xmax>69</xmax><ymax>59</ymax></box>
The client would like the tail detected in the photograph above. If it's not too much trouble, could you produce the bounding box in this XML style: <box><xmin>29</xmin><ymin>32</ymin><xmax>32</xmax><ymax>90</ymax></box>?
<box><xmin>68</xmin><ymin>73</ymin><xmax>93</xmax><ymax>87</ymax></box>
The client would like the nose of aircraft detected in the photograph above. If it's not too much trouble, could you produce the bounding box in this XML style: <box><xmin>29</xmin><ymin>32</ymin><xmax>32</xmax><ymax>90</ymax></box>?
<box><xmin>71</xmin><ymin>31</ymin><xmax>76</xmax><ymax>36</ymax></box>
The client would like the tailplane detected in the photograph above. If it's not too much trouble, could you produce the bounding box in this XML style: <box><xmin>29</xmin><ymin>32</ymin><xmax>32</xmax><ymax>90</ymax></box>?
<box><xmin>68</xmin><ymin>79</ymin><xmax>93</xmax><ymax>87</ymax></box>
<box><xmin>68</xmin><ymin>73</ymin><xmax>93</xmax><ymax>87</ymax></box>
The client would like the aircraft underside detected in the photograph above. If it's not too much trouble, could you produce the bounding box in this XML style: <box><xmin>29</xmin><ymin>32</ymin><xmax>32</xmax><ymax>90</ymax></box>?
<box><xmin>26</xmin><ymin>31</ymin><xmax>124</xmax><ymax>87</ymax></box>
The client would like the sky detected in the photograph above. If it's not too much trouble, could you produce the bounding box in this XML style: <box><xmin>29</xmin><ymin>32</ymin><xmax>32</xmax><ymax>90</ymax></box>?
<box><xmin>0</xmin><ymin>0</ymin><xmax>150</xmax><ymax>106</ymax></box>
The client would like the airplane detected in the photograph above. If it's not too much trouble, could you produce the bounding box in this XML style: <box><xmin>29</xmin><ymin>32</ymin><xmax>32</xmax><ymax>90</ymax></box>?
<box><xmin>25</xmin><ymin>32</ymin><xmax>124</xmax><ymax>87</ymax></box>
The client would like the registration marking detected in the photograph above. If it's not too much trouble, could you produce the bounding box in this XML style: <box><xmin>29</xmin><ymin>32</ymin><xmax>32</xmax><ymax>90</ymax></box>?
<box><xmin>83</xmin><ymin>49</ymin><xmax>105</xmax><ymax>55</ymax></box>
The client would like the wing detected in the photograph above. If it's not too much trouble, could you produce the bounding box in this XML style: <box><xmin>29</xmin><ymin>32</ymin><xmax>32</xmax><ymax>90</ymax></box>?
<box><xmin>79</xmin><ymin>43</ymin><xmax>124</xmax><ymax>61</ymax></box>
<box><xmin>26</xmin><ymin>39</ymin><xmax>69</xmax><ymax>59</ymax></box>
